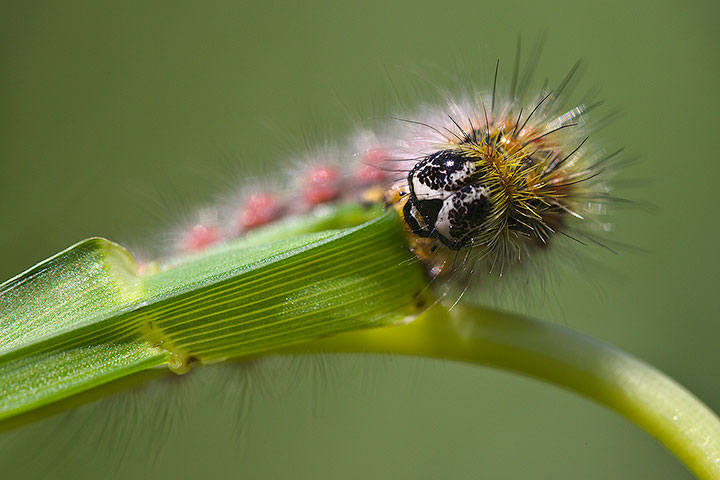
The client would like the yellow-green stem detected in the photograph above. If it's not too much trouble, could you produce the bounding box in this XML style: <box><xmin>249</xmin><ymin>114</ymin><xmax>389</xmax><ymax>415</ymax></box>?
<box><xmin>283</xmin><ymin>303</ymin><xmax>720</xmax><ymax>479</ymax></box>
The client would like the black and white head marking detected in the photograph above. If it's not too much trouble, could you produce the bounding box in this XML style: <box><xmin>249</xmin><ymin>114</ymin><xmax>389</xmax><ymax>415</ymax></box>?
<box><xmin>405</xmin><ymin>149</ymin><xmax>491</xmax><ymax>250</ymax></box>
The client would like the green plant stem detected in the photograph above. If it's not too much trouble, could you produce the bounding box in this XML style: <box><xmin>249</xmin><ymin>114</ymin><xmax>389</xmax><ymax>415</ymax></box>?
<box><xmin>283</xmin><ymin>303</ymin><xmax>720</xmax><ymax>480</ymax></box>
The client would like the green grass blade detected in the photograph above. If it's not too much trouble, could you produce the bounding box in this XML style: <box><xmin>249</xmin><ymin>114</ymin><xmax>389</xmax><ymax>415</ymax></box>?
<box><xmin>0</xmin><ymin>238</ymin><xmax>143</xmax><ymax>356</ymax></box>
<box><xmin>0</xmin><ymin>343</ymin><xmax>167</xmax><ymax>425</ymax></box>
<box><xmin>141</xmin><ymin>208</ymin><xmax>425</xmax><ymax>366</ymax></box>
<box><xmin>0</xmin><ymin>208</ymin><xmax>427</xmax><ymax>426</ymax></box>
<box><xmin>0</xmin><ymin>237</ymin><xmax>169</xmax><ymax>423</ymax></box>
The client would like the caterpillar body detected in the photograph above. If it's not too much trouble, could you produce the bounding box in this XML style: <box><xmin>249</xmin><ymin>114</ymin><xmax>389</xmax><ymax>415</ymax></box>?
<box><xmin>170</xmin><ymin>60</ymin><xmax>621</xmax><ymax>289</ymax></box>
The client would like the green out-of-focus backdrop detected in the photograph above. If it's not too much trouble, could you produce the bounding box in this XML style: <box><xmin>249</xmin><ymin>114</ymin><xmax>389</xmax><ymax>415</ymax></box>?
<box><xmin>2</xmin><ymin>1</ymin><xmax>718</xmax><ymax>478</ymax></box>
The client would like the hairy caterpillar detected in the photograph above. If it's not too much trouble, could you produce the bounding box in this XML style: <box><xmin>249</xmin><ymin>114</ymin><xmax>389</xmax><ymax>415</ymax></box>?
<box><xmin>167</xmin><ymin>59</ymin><xmax>622</xmax><ymax>298</ymax></box>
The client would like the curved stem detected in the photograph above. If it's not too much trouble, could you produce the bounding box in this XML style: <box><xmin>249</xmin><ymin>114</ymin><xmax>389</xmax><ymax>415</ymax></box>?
<box><xmin>281</xmin><ymin>304</ymin><xmax>720</xmax><ymax>479</ymax></box>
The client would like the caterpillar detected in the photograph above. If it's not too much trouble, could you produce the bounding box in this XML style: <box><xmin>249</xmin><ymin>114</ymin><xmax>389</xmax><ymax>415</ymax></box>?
<box><xmin>167</xmin><ymin>59</ymin><xmax>622</xmax><ymax>294</ymax></box>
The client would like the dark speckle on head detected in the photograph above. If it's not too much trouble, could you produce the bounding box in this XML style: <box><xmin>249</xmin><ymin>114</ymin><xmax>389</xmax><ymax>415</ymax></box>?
<box><xmin>435</xmin><ymin>184</ymin><xmax>490</xmax><ymax>249</ymax></box>
<box><xmin>404</xmin><ymin>149</ymin><xmax>491</xmax><ymax>250</ymax></box>
<box><xmin>409</xmin><ymin>150</ymin><xmax>477</xmax><ymax>198</ymax></box>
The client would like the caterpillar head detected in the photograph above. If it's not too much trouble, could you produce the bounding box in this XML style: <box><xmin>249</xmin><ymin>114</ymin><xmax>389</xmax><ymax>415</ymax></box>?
<box><xmin>396</xmin><ymin>118</ymin><xmax>593</xmax><ymax>274</ymax></box>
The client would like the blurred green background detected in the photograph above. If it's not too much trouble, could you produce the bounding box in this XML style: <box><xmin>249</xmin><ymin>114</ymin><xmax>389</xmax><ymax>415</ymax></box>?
<box><xmin>1</xmin><ymin>0</ymin><xmax>719</xmax><ymax>478</ymax></box>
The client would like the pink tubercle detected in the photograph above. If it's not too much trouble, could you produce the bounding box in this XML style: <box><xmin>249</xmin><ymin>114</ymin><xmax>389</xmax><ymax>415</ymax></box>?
<box><xmin>238</xmin><ymin>192</ymin><xmax>284</xmax><ymax>230</ymax></box>
<box><xmin>354</xmin><ymin>164</ymin><xmax>384</xmax><ymax>184</ymax></box>
<box><xmin>302</xmin><ymin>165</ymin><xmax>342</xmax><ymax>206</ymax></box>
<box><xmin>353</xmin><ymin>148</ymin><xmax>388</xmax><ymax>185</ymax></box>
<box><xmin>182</xmin><ymin>224</ymin><xmax>222</xmax><ymax>253</ymax></box>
